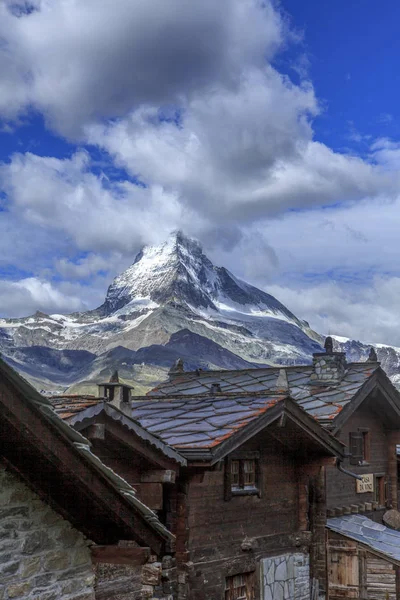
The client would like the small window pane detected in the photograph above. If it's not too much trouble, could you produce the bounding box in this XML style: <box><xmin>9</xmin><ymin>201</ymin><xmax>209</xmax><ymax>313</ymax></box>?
<box><xmin>243</xmin><ymin>460</ymin><xmax>255</xmax><ymax>487</ymax></box>
<box><xmin>231</xmin><ymin>460</ymin><xmax>240</xmax><ymax>488</ymax></box>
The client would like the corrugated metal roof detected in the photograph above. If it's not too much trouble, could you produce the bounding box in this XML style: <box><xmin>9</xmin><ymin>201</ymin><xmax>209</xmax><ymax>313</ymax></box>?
<box><xmin>327</xmin><ymin>515</ymin><xmax>400</xmax><ymax>563</ymax></box>
<box><xmin>148</xmin><ymin>363</ymin><xmax>378</xmax><ymax>425</ymax></box>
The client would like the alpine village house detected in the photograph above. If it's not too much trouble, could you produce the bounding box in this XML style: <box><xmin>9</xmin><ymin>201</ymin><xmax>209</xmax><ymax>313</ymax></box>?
<box><xmin>2</xmin><ymin>338</ymin><xmax>400</xmax><ymax>599</ymax></box>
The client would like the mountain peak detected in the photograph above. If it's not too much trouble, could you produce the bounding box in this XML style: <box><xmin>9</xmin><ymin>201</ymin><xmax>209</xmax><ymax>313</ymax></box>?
<box><xmin>99</xmin><ymin>232</ymin><xmax>304</xmax><ymax>331</ymax></box>
<box><xmin>101</xmin><ymin>231</ymin><xmax>216</xmax><ymax>315</ymax></box>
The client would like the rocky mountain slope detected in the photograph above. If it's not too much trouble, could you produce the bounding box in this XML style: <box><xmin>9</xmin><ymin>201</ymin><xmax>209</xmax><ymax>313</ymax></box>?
<box><xmin>1</xmin><ymin>231</ymin><xmax>399</xmax><ymax>392</ymax></box>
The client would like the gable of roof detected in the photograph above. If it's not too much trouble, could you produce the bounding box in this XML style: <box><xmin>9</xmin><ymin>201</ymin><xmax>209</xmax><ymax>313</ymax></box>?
<box><xmin>0</xmin><ymin>357</ymin><xmax>173</xmax><ymax>553</ymax></box>
<box><xmin>52</xmin><ymin>398</ymin><xmax>187</xmax><ymax>467</ymax></box>
<box><xmin>130</xmin><ymin>392</ymin><xmax>345</xmax><ymax>464</ymax></box>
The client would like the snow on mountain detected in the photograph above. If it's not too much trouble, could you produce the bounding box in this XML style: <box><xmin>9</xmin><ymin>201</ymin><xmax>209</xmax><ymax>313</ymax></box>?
<box><xmin>2</xmin><ymin>230</ymin><xmax>399</xmax><ymax>391</ymax></box>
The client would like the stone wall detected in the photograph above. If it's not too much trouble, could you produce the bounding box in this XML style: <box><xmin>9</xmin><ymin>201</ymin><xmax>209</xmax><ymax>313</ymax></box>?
<box><xmin>95</xmin><ymin>554</ymin><xmax>175</xmax><ymax>600</ymax></box>
<box><xmin>260</xmin><ymin>553</ymin><xmax>310</xmax><ymax>600</ymax></box>
<box><xmin>0</xmin><ymin>467</ymin><xmax>95</xmax><ymax>600</ymax></box>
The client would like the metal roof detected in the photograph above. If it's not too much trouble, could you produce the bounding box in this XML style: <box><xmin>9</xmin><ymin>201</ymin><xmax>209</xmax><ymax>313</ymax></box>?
<box><xmin>327</xmin><ymin>515</ymin><xmax>400</xmax><ymax>563</ymax></box>
<box><xmin>148</xmin><ymin>363</ymin><xmax>379</xmax><ymax>424</ymax></box>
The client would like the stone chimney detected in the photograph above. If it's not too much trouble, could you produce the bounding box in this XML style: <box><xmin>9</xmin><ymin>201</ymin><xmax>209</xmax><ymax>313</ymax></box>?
<box><xmin>98</xmin><ymin>370</ymin><xmax>133</xmax><ymax>408</ymax></box>
<box><xmin>168</xmin><ymin>358</ymin><xmax>184</xmax><ymax>381</ymax></box>
<box><xmin>310</xmin><ymin>336</ymin><xmax>347</xmax><ymax>385</ymax></box>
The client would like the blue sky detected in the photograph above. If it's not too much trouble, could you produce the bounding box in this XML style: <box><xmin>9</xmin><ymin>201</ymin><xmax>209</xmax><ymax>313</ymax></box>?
<box><xmin>1</xmin><ymin>0</ymin><xmax>400</xmax><ymax>344</ymax></box>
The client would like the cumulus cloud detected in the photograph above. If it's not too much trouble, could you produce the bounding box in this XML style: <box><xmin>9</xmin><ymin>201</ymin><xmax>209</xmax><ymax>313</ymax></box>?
<box><xmin>0</xmin><ymin>150</ymin><xmax>202</xmax><ymax>254</ymax></box>
<box><xmin>1</xmin><ymin>0</ymin><xmax>400</xmax><ymax>347</ymax></box>
<box><xmin>0</xmin><ymin>277</ymin><xmax>85</xmax><ymax>317</ymax></box>
<box><xmin>0</xmin><ymin>0</ymin><xmax>283</xmax><ymax>136</ymax></box>
<box><xmin>86</xmin><ymin>74</ymin><xmax>400</xmax><ymax>225</ymax></box>
<box><xmin>267</xmin><ymin>277</ymin><xmax>400</xmax><ymax>347</ymax></box>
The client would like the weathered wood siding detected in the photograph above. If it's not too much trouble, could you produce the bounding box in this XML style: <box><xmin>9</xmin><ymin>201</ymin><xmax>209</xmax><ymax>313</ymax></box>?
<box><xmin>185</xmin><ymin>429</ymin><xmax>308</xmax><ymax>600</ymax></box>
<box><xmin>366</xmin><ymin>555</ymin><xmax>396</xmax><ymax>600</ymax></box>
<box><xmin>326</xmin><ymin>402</ymin><xmax>389</xmax><ymax>511</ymax></box>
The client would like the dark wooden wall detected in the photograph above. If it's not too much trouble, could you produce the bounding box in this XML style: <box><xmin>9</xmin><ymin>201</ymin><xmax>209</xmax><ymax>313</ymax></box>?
<box><xmin>326</xmin><ymin>403</ymin><xmax>390</xmax><ymax>511</ymax></box>
<box><xmin>184</xmin><ymin>429</ymin><xmax>309</xmax><ymax>600</ymax></box>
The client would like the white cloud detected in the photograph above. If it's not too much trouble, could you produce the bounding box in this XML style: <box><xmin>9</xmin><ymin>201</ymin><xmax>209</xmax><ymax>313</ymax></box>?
<box><xmin>1</xmin><ymin>0</ymin><xmax>400</xmax><ymax>349</ymax></box>
<box><xmin>0</xmin><ymin>277</ymin><xmax>85</xmax><ymax>317</ymax></box>
<box><xmin>0</xmin><ymin>150</ymin><xmax>201</xmax><ymax>254</ymax></box>
<box><xmin>267</xmin><ymin>276</ymin><xmax>400</xmax><ymax>347</ymax></box>
<box><xmin>0</xmin><ymin>0</ymin><xmax>283</xmax><ymax>136</ymax></box>
<box><xmin>87</xmin><ymin>75</ymin><xmax>400</xmax><ymax>227</ymax></box>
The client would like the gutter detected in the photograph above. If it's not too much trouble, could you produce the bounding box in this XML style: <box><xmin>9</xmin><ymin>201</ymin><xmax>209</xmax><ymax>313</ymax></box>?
<box><xmin>336</xmin><ymin>459</ymin><xmax>363</xmax><ymax>481</ymax></box>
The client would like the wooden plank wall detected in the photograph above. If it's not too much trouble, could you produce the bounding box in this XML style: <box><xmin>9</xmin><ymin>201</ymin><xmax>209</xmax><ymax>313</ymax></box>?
<box><xmin>366</xmin><ymin>555</ymin><xmax>396</xmax><ymax>600</ymax></box>
<box><xmin>326</xmin><ymin>403</ymin><xmax>389</xmax><ymax>510</ymax></box>
<box><xmin>185</xmin><ymin>429</ymin><xmax>308</xmax><ymax>600</ymax></box>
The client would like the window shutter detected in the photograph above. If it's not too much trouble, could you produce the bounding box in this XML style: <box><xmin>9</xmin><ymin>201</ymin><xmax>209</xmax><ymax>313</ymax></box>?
<box><xmin>349</xmin><ymin>432</ymin><xmax>363</xmax><ymax>465</ymax></box>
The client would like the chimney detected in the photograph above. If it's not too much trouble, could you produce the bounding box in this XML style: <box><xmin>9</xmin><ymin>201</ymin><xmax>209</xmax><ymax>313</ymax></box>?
<box><xmin>97</xmin><ymin>370</ymin><xmax>133</xmax><ymax>409</ymax></box>
<box><xmin>310</xmin><ymin>336</ymin><xmax>347</xmax><ymax>385</ymax></box>
<box><xmin>168</xmin><ymin>358</ymin><xmax>185</xmax><ymax>381</ymax></box>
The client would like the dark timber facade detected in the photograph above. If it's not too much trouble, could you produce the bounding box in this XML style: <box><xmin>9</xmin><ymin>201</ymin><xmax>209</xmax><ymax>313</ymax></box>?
<box><xmin>55</xmin><ymin>381</ymin><xmax>344</xmax><ymax>600</ymax></box>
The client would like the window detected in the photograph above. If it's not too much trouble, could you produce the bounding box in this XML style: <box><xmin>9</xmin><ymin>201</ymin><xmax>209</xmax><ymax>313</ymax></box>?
<box><xmin>349</xmin><ymin>429</ymin><xmax>370</xmax><ymax>465</ymax></box>
<box><xmin>243</xmin><ymin>460</ymin><xmax>256</xmax><ymax>488</ymax></box>
<box><xmin>224</xmin><ymin>452</ymin><xmax>260</xmax><ymax>500</ymax></box>
<box><xmin>375</xmin><ymin>474</ymin><xmax>386</xmax><ymax>506</ymax></box>
<box><xmin>225</xmin><ymin>573</ymin><xmax>254</xmax><ymax>600</ymax></box>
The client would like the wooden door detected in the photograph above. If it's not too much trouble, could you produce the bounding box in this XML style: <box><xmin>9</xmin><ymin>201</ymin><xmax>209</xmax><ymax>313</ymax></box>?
<box><xmin>328</xmin><ymin>536</ymin><xmax>359</xmax><ymax>599</ymax></box>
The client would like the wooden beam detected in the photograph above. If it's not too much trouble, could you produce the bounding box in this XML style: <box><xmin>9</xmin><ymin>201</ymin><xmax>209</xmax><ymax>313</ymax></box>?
<box><xmin>91</xmin><ymin>545</ymin><xmax>150</xmax><ymax>565</ymax></box>
<box><xmin>136</xmin><ymin>483</ymin><xmax>163</xmax><ymax>510</ymax></box>
<box><xmin>141</xmin><ymin>470</ymin><xmax>176</xmax><ymax>484</ymax></box>
<box><xmin>86</xmin><ymin>423</ymin><xmax>105</xmax><ymax>440</ymax></box>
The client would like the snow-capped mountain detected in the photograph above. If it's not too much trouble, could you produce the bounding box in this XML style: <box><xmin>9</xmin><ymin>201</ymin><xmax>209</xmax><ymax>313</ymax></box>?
<box><xmin>1</xmin><ymin>231</ymin><xmax>399</xmax><ymax>392</ymax></box>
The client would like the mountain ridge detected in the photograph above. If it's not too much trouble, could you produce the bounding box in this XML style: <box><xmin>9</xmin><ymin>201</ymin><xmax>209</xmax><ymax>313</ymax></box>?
<box><xmin>0</xmin><ymin>231</ymin><xmax>398</xmax><ymax>392</ymax></box>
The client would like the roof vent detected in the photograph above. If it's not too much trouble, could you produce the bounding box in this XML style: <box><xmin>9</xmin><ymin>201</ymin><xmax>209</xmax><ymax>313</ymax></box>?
<box><xmin>210</xmin><ymin>383</ymin><xmax>222</xmax><ymax>394</ymax></box>
<box><xmin>310</xmin><ymin>336</ymin><xmax>347</xmax><ymax>386</ymax></box>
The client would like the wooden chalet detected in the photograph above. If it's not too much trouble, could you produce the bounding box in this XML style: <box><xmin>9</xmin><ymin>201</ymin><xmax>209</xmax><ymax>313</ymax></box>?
<box><xmin>0</xmin><ymin>358</ymin><xmax>174</xmax><ymax>600</ymax></box>
<box><xmin>151</xmin><ymin>339</ymin><xmax>400</xmax><ymax>599</ymax></box>
<box><xmin>54</xmin><ymin>375</ymin><xmax>345</xmax><ymax>600</ymax></box>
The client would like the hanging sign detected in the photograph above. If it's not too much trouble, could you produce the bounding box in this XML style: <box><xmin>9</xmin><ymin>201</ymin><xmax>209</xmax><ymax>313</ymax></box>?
<box><xmin>356</xmin><ymin>474</ymin><xmax>374</xmax><ymax>493</ymax></box>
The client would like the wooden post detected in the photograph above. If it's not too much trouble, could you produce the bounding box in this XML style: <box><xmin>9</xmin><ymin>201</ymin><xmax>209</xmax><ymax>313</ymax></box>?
<box><xmin>387</xmin><ymin>431</ymin><xmax>400</xmax><ymax>509</ymax></box>
<box><xmin>359</xmin><ymin>549</ymin><xmax>367</xmax><ymax>600</ymax></box>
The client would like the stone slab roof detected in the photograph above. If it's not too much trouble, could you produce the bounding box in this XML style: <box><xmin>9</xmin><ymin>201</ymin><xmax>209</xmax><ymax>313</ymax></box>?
<box><xmin>50</xmin><ymin>395</ymin><xmax>103</xmax><ymax>419</ymax></box>
<box><xmin>148</xmin><ymin>362</ymin><xmax>379</xmax><ymax>425</ymax></box>
<box><xmin>327</xmin><ymin>515</ymin><xmax>400</xmax><ymax>563</ymax></box>
<box><xmin>131</xmin><ymin>393</ymin><xmax>286</xmax><ymax>449</ymax></box>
